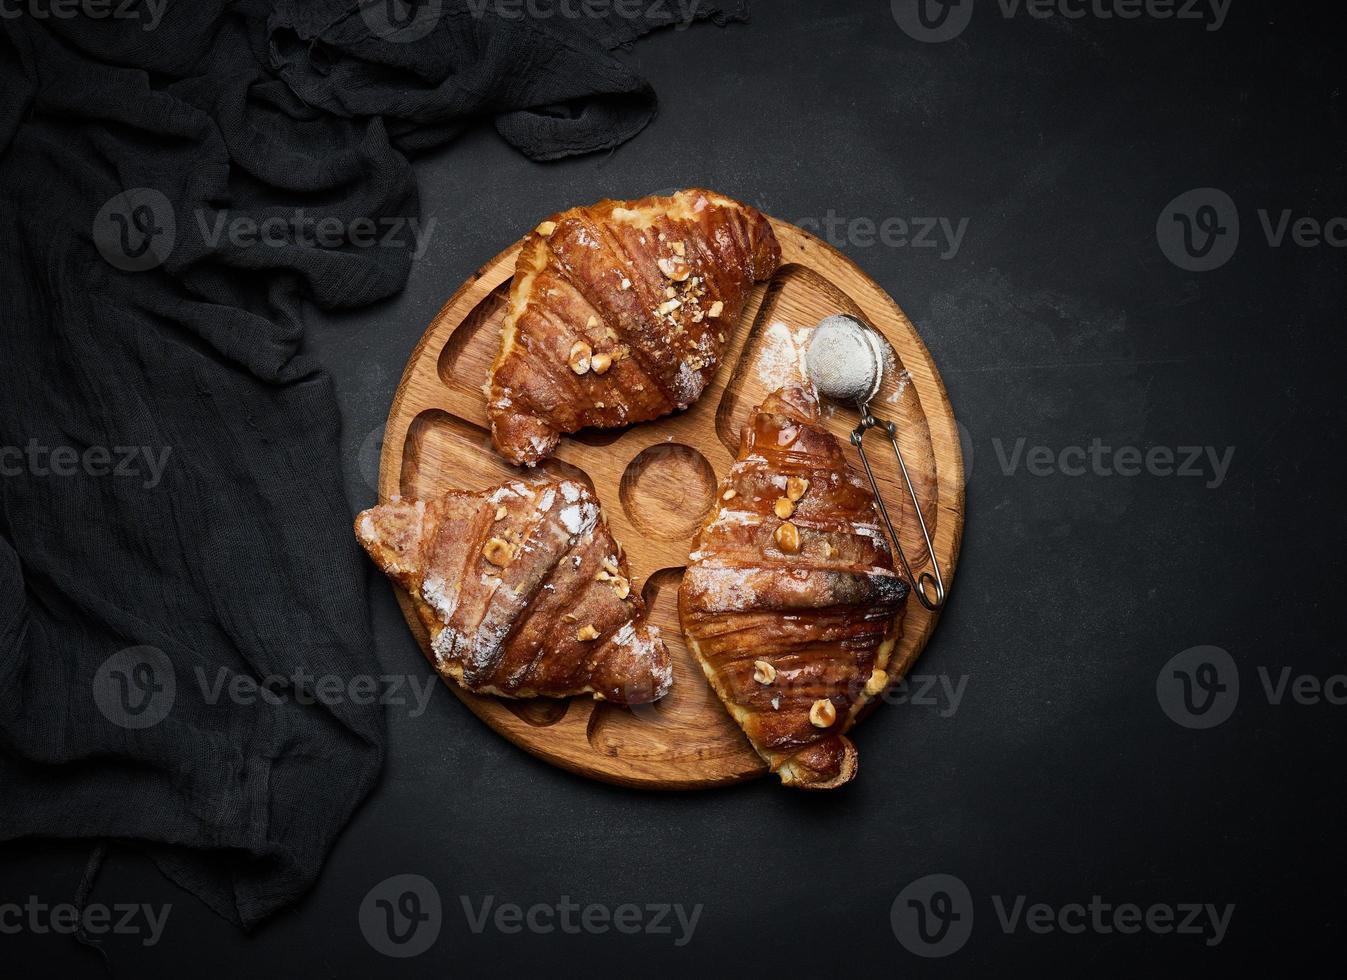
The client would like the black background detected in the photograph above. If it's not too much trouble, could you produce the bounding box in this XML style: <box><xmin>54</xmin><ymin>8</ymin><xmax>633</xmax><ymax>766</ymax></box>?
<box><xmin>4</xmin><ymin>0</ymin><xmax>1345</xmax><ymax>975</ymax></box>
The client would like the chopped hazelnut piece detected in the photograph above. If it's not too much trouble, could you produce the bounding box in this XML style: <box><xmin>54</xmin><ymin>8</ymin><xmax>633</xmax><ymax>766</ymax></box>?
<box><xmin>707</xmin><ymin>300</ymin><xmax>724</xmax><ymax>318</ymax></box>
<box><xmin>586</xmin><ymin>314</ymin><xmax>600</xmax><ymax>330</ymax></box>
<box><xmin>809</xmin><ymin>698</ymin><xmax>837</xmax><ymax>728</ymax></box>
<box><xmin>535</xmin><ymin>220</ymin><xmax>557</xmax><ymax>237</ymax></box>
<box><xmin>752</xmin><ymin>660</ymin><xmax>776</xmax><ymax>684</ymax></box>
<box><xmin>773</xmin><ymin>497</ymin><xmax>795</xmax><ymax>520</ymax></box>
<box><xmin>577</xmin><ymin>624</ymin><xmax>601</xmax><ymax>641</ymax></box>
<box><xmin>612</xmin><ymin>576</ymin><xmax>631</xmax><ymax>600</ymax></box>
<box><xmin>722</xmin><ymin>488</ymin><xmax>737</xmax><ymax>501</ymax></box>
<box><xmin>656</xmin><ymin>298</ymin><xmax>681</xmax><ymax>316</ymax></box>
<box><xmin>786</xmin><ymin>476</ymin><xmax>810</xmax><ymax>501</ymax></box>
<box><xmin>863</xmin><ymin>669</ymin><xmax>887</xmax><ymax>698</ymax></box>
<box><xmin>482</xmin><ymin>537</ymin><xmax>512</xmax><ymax>566</ymax></box>
<box><xmin>591</xmin><ymin>352</ymin><xmax>613</xmax><ymax>375</ymax></box>
<box><xmin>561</xmin><ymin>613</ymin><xmax>577</xmax><ymax>623</ymax></box>
<box><xmin>774</xmin><ymin>521</ymin><xmax>801</xmax><ymax>554</ymax></box>
<box><xmin>671</xmin><ymin>241</ymin><xmax>686</xmax><ymax>256</ymax></box>
<box><xmin>568</xmin><ymin>341</ymin><xmax>592</xmax><ymax>375</ymax></box>
<box><xmin>620</xmin><ymin>277</ymin><xmax>632</xmax><ymax>290</ymax></box>
<box><xmin>494</xmin><ymin>505</ymin><xmax>507</xmax><ymax>521</ymax></box>
<box><xmin>657</xmin><ymin>256</ymin><xmax>691</xmax><ymax>281</ymax></box>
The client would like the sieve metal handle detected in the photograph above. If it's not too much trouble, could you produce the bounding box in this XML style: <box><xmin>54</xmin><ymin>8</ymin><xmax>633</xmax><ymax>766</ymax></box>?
<box><xmin>850</xmin><ymin>402</ymin><xmax>947</xmax><ymax>611</ymax></box>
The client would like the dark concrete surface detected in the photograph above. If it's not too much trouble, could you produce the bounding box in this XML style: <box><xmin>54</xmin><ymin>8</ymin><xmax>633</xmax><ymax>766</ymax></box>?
<box><xmin>4</xmin><ymin>1</ymin><xmax>1344</xmax><ymax>975</ymax></box>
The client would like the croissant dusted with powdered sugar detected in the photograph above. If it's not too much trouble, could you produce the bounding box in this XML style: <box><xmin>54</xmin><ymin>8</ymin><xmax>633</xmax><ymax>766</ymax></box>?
<box><xmin>356</xmin><ymin>479</ymin><xmax>671</xmax><ymax>704</ymax></box>
<box><xmin>678</xmin><ymin>387</ymin><xmax>910</xmax><ymax>788</ymax></box>
<box><xmin>486</xmin><ymin>189</ymin><xmax>781</xmax><ymax>466</ymax></box>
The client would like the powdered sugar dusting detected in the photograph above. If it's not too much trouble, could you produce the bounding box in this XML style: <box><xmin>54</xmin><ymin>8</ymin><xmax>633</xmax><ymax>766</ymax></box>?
<box><xmin>420</xmin><ymin>574</ymin><xmax>457</xmax><ymax>622</ymax></box>
<box><xmin>754</xmin><ymin>321</ymin><xmax>812</xmax><ymax>393</ymax></box>
<box><xmin>559</xmin><ymin>499</ymin><xmax>598</xmax><ymax>537</ymax></box>
<box><xmin>885</xmin><ymin>366</ymin><xmax>912</xmax><ymax>405</ymax></box>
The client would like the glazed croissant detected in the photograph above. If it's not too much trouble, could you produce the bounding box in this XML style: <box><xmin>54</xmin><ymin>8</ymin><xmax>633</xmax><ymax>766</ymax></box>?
<box><xmin>487</xmin><ymin>189</ymin><xmax>781</xmax><ymax>466</ymax></box>
<box><xmin>356</xmin><ymin>479</ymin><xmax>672</xmax><ymax>704</ymax></box>
<box><xmin>678</xmin><ymin>387</ymin><xmax>909</xmax><ymax>788</ymax></box>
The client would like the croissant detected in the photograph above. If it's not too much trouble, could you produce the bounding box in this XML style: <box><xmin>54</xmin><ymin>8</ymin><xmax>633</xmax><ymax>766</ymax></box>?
<box><xmin>356</xmin><ymin>479</ymin><xmax>672</xmax><ymax>704</ymax></box>
<box><xmin>678</xmin><ymin>387</ymin><xmax>910</xmax><ymax>788</ymax></box>
<box><xmin>486</xmin><ymin>189</ymin><xmax>781</xmax><ymax>466</ymax></box>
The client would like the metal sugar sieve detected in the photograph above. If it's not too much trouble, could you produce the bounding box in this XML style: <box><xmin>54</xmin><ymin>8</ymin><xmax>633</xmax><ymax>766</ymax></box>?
<box><xmin>805</xmin><ymin>314</ymin><xmax>947</xmax><ymax>610</ymax></box>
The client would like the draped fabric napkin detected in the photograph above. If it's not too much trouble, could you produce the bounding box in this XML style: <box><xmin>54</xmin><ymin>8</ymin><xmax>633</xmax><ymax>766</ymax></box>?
<box><xmin>0</xmin><ymin>0</ymin><xmax>747</xmax><ymax>928</ymax></box>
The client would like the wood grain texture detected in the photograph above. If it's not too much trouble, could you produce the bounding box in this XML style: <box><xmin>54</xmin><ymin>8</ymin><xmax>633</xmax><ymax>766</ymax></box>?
<box><xmin>376</xmin><ymin>218</ymin><xmax>965</xmax><ymax>789</ymax></box>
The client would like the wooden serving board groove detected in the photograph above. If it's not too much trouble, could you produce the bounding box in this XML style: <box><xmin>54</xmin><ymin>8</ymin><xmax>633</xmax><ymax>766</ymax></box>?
<box><xmin>378</xmin><ymin>218</ymin><xmax>964</xmax><ymax>789</ymax></box>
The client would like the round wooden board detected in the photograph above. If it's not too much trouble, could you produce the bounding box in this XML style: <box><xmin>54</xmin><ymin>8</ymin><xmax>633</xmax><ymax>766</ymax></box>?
<box><xmin>377</xmin><ymin>217</ymin><xmax>965</xmax><ymax>789</ymax></box>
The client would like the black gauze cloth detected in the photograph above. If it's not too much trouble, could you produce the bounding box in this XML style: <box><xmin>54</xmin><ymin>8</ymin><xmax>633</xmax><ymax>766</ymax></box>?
<box><xmin>0</xmin><ymin>0</ymin><xmax>748</xmax><ymax>928</ymax></box>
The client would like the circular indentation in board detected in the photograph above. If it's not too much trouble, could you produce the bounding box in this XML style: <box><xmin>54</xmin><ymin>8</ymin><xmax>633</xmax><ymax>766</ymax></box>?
<box><xmin>378</xmin><ymin>217</ymin><xmax>965</xmax><ymax>789</ymax></box>
<box><xmin>618</xmin><ymin>443</ymin><xmax>717</xmax><ymax>542</ymax></box>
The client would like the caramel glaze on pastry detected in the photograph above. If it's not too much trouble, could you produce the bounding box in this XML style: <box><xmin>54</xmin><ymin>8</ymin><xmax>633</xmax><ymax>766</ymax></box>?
<box><xmin>357</xmin><ymin>478</ymin><xmax>671</xmax><ymax>704</ymax></box>
<box><xmin>487</xmin><ymin>189</ymin><xmax>781</xmax><ymax>466</ymax></box>
<box><xmin>678</xmin><ymin>386</ymin><xmax>910</xmax><ymax>788</ymax></box>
